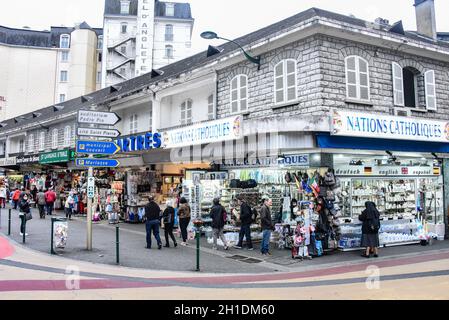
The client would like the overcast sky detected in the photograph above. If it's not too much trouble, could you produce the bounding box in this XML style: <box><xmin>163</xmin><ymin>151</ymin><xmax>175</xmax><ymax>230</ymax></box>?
<box><xmin>1</xmin><ymin>0</ymin><xmax>448</xmax><ymax>54</ymax></box>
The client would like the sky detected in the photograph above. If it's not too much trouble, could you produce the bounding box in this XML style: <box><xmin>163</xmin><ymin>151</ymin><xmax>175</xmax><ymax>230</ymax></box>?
<box><xmin>1</xmin><ymin>0</ymin><xmax>449</xmax><ymax>55</ymax></box>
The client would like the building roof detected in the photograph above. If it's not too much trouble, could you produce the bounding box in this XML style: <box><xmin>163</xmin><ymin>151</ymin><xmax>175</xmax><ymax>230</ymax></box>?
<box><xmin>0</xmin><ymin>23</ymin><xmax>103</xmax><ymax>48</ymax></box>
<box><xmin>1</xmin><ymin>7</ymin><xmax>449</xmax><ymax>133</ymax></box>
<box><xmin>104</xmin><ymin>0</ymin><xmax>192</xmax><ymax>19</ymax></box>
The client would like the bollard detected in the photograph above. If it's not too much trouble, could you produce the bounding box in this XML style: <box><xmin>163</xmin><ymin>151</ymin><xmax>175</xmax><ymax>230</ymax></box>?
<box><xmin>8</xmin><ymin>209</ymin><xmax>11</xmax><ymax>236</ymax></box>
<box><xmin>116</xmin><ymin>225</ymin><xmax>120</xmax><ymax>265</ymax></box>
<box><xmin>22</xmin><ymin>216</ymin><xmax>26</xmax><ymax>244</ymax></box>
<box><xmin>0</xmin><ymin>207</ymin><xmax>2</xmax><ymax>229</ymax></box>
<box><xmin>196</xmin><ymin>229</ymin><xmax>200</xmax><ymax>272</ymax></box>
<box><xmin>51</xmin><ymin>217</ymin><xmax>55</xmax><ymax>254</ymax></box>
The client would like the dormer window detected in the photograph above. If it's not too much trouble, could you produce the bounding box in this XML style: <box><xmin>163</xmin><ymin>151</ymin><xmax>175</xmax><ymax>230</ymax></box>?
<box><xmin>120</xmin><ymin>0</ymin><xmax>130</xmax><ymax>15</ymax></box>
<box><xmin>60</xmin><ymin>34</ymin><xmax>70</xmax><ymax>49</ymax></box>
<box><xmin>166</xmin><ymin>3</ymin><xmax>175</xmax><ymax>16</ymax></box>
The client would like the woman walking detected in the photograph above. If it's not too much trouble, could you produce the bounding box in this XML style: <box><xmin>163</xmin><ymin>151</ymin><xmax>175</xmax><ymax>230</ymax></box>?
<box><xmin>18</xmin><ymin>194</ymin><xmax>31</xmax><ymax>236</ymax></box>
<box><xmin>162</xmin><ymin>200</ymin><xmax>177</xmax><ymax>248</ymax></box>
<box><xmin>178</xmin><ymin>197</ymin><xmax>191</xmax><ymax>246</ymax></box>
<box><xmin>359</xmin><ymin>201</ymin><xmax>381</xmax><ymax>258</ymax></box>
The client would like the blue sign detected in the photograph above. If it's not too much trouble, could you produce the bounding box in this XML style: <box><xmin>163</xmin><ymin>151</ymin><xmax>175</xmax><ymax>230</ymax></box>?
<box><xmin>76</xmin><ymin>140</ymin><xmax>121</xmax><ymax>155</ymax></box>
<box><xmin>116</xmin><ymin>132</ymin><xmax>162</xmax><ymax>153</ymax></box>
<box><xmin>76</xmin><ymin>159</ymin><xmax>120</xmax><ymax>168</ymax></box>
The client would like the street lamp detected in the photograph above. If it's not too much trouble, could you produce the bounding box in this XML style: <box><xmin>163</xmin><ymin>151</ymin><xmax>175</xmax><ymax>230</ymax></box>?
<box><xmin>201</xmin><ymin>31</ymin><xmax>261</xmax><ymax>70</ymax></box>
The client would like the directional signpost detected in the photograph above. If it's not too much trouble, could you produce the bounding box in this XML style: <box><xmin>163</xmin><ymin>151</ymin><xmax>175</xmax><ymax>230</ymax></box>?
<box><xmin>76</xmin><ymin>110</ymin><xmax>122</xmax><ymax>252</ymax></box>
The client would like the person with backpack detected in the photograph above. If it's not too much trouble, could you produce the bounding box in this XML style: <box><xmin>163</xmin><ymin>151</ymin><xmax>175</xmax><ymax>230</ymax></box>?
<box><xmin>178</xmin><ymin>197</ymin><xmax>191</xmax><ymax>246</ymax></box>
<box><xmin>234</xmin><ymin>196</ymin><xmax>254</xmax><ymax>250</ymax></box>
<box><xmin>359</xmin><ymin>201</ymin><xmax>381</xmax><ymax>258</ymax></box>
<box><xmin>162</xmin><ymin>200</ymin><xmax>177</xmax><ymax>248</ymax></box>
<box><xmin>209</xmin><ymin>198</ymin><xmax>229</xmax><ymax>251</ymax></box>
<box><xmin>44</xmin><ymin>188</ymin><xmax>56</xmax><ymax>216</ymax></box>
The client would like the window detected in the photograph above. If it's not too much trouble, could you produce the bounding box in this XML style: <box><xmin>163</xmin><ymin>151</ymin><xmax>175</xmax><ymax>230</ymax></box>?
<box><xmin>392</xmin><ymin>63</ymin><xmax>436</xmax><ymax>110</ymax></box>
<box><xmin>274</xmin><ymin>59</ymin><xmax>297</xmax><ymax>104</ymax></box>
<box><xmin>19</xmin><ymin>140</ymin><xmax>24</xmax><ymax>153</ymax></box>
<box><xmin>230</xmin><ymin>75</ymin><xmax>248</xmax><ymax>113</ymax></box>
<box><xmin>165</xmin><ymin>45</ymin><xmax>173</xmax><ymax>59</ymax></box>
<box><xmin>28</xmin><ymin>134</ymin><xmax>34</xmax><ymax>153</ymax></box>
<box><xmin>97</xmin><ymin>36</ymin><xmax>103</xmax><ymax>49</ymax></box>
<box><xmin>52</xmin><ymin>129</ymin><xmax>58</xmax><ymax>149</ymax></box>
<box><xmin>60</xmin><ymin>71</ymin><xmax>68</xmax><ymax>82</ymax></box>
<box><xmin>61</xmin><ymin>51</ymin><xmax>69</xmax><ymax>62</ymax></box>
<box><xmin>59</xmin><ymin>94</ymin><xmax>66</xmax><ymax>103</ymax></box>
<box><xmin>208</xmin><ymin>95</ymin><xmax>214</xmax><ymax>120</ymax></box>
<box><xmin>149</xmin><ymin>107</ymin><xmax>153</xmax><ymax>131</ymax></box>
<box><xmin>180</xmin><ymin>99</ymin><xmax>192</xmax><ymax>125</ymax></box>
<box><xmin>130</xmin><ymin>114</ymin><xmax>138</xmax><ymax>134</ymax></box>
<box><xmin>165</xmin><ymin>3</ymin><xmax>175</xmax><ymax>16</ymax></box>
<box><xmin>97</xmin><ymin>72</ymin><xmax>101</xmax><ymax>83</ymax></box>
<box><xmin>165</xmin><ymin>25</ymin><xmax>174</xmax><ymax>41</ymax></box>
<box><xmin>0</xmin><ymin>142</ymin><xmax>4</xmax><ymax>156</ymax></box>
<box><xmin>60</xmin><ymin>34</ymin><xmax>70</xmax><ymax>48</ymax></box>
<box><xmin>120</xmin><ymin>0</ymin><xmax>130</xmax><ymax>15</ymax></box>
<box><xmin>64</xmin><ymin>126</ymin><xmax>72</xmax><ymax>147</ymax></box>
<box><xmin>345</xmin><ymin>56</ymin><xmax>370</xmax><ymax>101</ymax></box>
<box><xmin>39</xmin><ymin>131</ymin><xmax>46</xmax><ymax>151</ymax></box>
<box><xmin>121</xmin><ymin>22</ymin><xmax>128</xmax><ymax>34</ymax></box>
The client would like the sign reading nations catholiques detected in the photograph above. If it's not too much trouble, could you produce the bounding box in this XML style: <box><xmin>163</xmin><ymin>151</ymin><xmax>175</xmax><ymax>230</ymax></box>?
<box><xmin>164</xmin><ymin>116</ymin><xmax>243</xmax><ymax>149</ymax></box>
<box><xmin>331</xmin><ymin>110</ymin><xmax>449</xmax><ymax>143</ymax></box>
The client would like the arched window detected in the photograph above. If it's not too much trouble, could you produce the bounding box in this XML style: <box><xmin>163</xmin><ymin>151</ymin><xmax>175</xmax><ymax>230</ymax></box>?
<box><xmin>180</xmin><ymin>99</ymin><xmax>192</xmax><ymax>125</ymax></box>
<box><xmin>60</xmin><ymin>34</ymin><xmax>70</xmax><ymax>49</ymax></box>
<box><xmin>64</xmin><ymin>126</ymin><xmax>72</xmax><ymax>147</ymax></box>
<box><xmin>28</xmin><ymin>134</ymin><xmax>34</xmax><ymax>153</ymax></box>
<box><xmin>165</xmin><ymin>45</ymin><xmax>173</xmax><ymax>59</ymax></box>
<box><xmin>230</xmin><ymin>75</ymin><xmax>248</xmax><ymax>113</ymax></box>
<box><xmin>165</xmin><ymin>25</ymin><xmax>174</xmax><ymax>41</ymax></box>
<box><xmin>345</xmin><ymin>56</ymin><xmax>370</xmax><ymax>101</ymax></box>
<box><xmin>52</xmin><ymin>129</ymin><xmax>58</xmax><ymax>149</ymax></box>
<box><xmin>39</xmin><ymin>131</ymin><xmax>46</xmax><ymax>151</ymax></box>
<box><xmin>274</xmin><ymin>59</ymin><xmax>297</xmax><ymax>104</ymax></box>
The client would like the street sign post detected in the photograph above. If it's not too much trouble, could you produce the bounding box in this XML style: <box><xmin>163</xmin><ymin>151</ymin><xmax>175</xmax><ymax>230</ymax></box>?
<box><xmin>77</xmin><ymin>110</ymin><xmax>121</xmax><ymax>125</ymax></box>
<box><xmin>87</xmin><ymin>177</ymin><xmax>95</xmax><ymax>199</ymax></box>
<box><xmin>77</xmin><ymin>127</ymin><xmax>121</xmax><ymax>138</ymax></box>
<box><xmin>76</xmin><ymin>158</ymin><xmax>120</xmax><ymax>168</ymax></box>
<box><xmin>76</xmin><ymin>140</ymin><xmax>121</xmax><ymax>155</ymax></box>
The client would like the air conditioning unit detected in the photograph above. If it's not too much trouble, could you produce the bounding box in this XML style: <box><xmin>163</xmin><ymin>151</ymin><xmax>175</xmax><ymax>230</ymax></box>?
<box><xmin>393</xmin><ymin>107</ymin><xmax>412</xmax><ymax>117</ymax></box>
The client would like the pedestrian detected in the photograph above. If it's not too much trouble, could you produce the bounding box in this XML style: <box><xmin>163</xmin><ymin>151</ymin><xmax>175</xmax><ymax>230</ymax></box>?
<box><xmin>65</xmin><ymin>192</ymin><xmax>74</xmax><ymax>220</ymax></box>
<box><xmin>359</xmin><ymin>201</ymin><xmax>381</xmax><ymax>258</ymax></box>
<box><xmin>30</xmin><ymin>185</ymin><xmax>37</xmax><ymax>204</ymax></box>
<box><xmin>260</xmin><ymin>198</ymin><xmax>274</xmax><ymax>256</ymax></box>
<box><xmin>12</xmin><ymin>188</ymin><xmax>21</xmax><ymax>210</ymax></box>
<box><xmin>290</xmin><ymin>198</ymin><xmax>298</xmax><ymax>220</ymax></box>
<box><xmin>144</xmin><ymin>196</ymin><xmax>162</xmax><ymax>250</ymax></box>
<box><xmin>0</xmin><ymin>184</ymin><xmax>7</xmax><ymax>209</ymax></box>
<box><xmin>209</xmin><ymin>198</ymin><xmax>229</xmax><ymax>250</ymax></box>
<box><xmin>234</xmin><ymin>196</ymin><xmax>254</xmax><ymax>250</ymax></box>
<box><xmin>178</xmin><ymin>197</ymin><xmax>191</xmax><ymax>246</ymax></box>
<box><xmin>18</xmin><ymin>194</ymin><xmax>31</xmax><ymax>236</ymax></box>
<box><xmin>73</xmin><ymin>191</ymin><xmax>79</xmax><ymax>215</ymax></box>
<box><xmin>37</xmin><ymin>189</ymin><xmax>46</xmax><ymax>219</ymax></box>
<box><xmin>162</xmin><ymin>200</ymin><xmax>177</xmax><ymax>248</ymax></box>
<box><xmin>45</xmin><ymin>188</ymin><xmax>56</xmax><ymax>215</ymax></box>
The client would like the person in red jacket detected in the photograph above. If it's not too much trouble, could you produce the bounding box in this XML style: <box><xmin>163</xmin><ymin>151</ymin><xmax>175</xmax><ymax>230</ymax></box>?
<box><xmin>12</xmin><ymin>188</ymin><xmax>21</xmax><ymax>210</ymax></box>
<box><xmin>44</xmin><ymin>188</ymin><xmax>57</xmax><ymax>216</ymax></box>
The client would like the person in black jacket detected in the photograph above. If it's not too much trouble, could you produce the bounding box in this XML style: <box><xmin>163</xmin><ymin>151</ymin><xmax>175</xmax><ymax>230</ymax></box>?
<box><xmin>162</xmin><ymin>200</ymin><xmax>177</xmax><ymax>248</ymax></box>
<box><xmin>234</xmin><ymin>196</ymin><xmax>253</xmax><ymax>250</ymax></box>
<box><xmin>19</xmin><ymin>194</ymin><xmax>31</xmax><ymax>236</ymax></box>
<box><xmin>144</xmin><ymin>196</ymin><xmax>162</xmax><ymax>250</ymax></box>
<box><xmin>359</xmin><ymin>201</ymin><xmax>380</xmax><ymax>258</ymax></box>
<box><xmin>260</xmin><ymin>198</ymin><xmax>274</xmax><ymax>256</ymax></box>
<box><xmin>210</xmin><ymin>198</ymin><xmax>229</xmax><ymax>251</ymax></box>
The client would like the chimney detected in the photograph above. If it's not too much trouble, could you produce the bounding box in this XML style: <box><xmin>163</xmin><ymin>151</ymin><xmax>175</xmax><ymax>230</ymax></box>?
<box><xmin>414</xmin><ymin>0</ymin><xmax>437</xmax><ymax>40</ymax></box>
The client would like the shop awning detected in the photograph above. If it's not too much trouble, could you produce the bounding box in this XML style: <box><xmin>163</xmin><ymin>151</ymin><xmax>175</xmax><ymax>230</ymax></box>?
<box><xmin>316</xmin><ymin>133</ymin><xmax>449</xmax><ymax>153</ymax></box>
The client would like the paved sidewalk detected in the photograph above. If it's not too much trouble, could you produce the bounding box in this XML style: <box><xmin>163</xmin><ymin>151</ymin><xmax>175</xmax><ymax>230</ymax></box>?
<box><xmin>1</xmin><ymin>205</ymin><xmax>448</xmax><ymax>273</ymax></box>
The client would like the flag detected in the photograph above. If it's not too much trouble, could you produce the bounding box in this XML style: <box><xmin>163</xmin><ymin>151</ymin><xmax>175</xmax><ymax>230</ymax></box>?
<box><xmin>309</xmin><ymin>175</ymin><xmax>320</xmax><ymax>197</ymax></box>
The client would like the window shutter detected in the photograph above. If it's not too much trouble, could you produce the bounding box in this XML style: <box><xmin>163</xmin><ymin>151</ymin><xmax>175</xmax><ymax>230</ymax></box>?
<box><xmin>346</xmin><ymin>57</ymin><xmax>357</xmax><ymax>99</ymax></box>
<box><xmin>392</xmin><ymin>62</ymin><xmax>404</xmax><ymax>106</ymax></box>
<box><xmin>274</xmin><ymin>62</ymin><xmax>284</xmax><ymax>104</ymax></box>
<box><xmin>424</xmin><ymin>70</ymin><xmax>437</xmax><ymax>111</ymax></box>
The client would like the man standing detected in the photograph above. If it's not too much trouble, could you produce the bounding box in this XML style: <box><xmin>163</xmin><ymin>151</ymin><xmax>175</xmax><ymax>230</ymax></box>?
<box><xmin>144</xmin><ymin>196</ymin><xmax>162</xmax><ymax>250</ymax></box>
<box><xmin>37</xmin><ymin>189</ymin><xmax>46</xmax><ymax>219</ymax></box>
<box><xmin>234</xmin><ymin>196</ymin><xmax>254</xmax><ymax>250</ymax></box>
<box><xmin>45</xmin><ymin>188</ymin><xmax>56</xmax><ymax>216</ymax></box>
<box><xmin>260</xmin><ymin>198</ymin><xmax>274</xmax><ymax>256</ymax></box>
<box><xmin>209</xmin><ymin>198</ymin><xmax>229</xmax><ymax>251</ymax></box>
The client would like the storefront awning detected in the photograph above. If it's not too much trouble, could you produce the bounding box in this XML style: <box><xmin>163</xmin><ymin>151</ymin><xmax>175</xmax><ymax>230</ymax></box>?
<box><xmin>316</xmin><ymin>133</ymin><xmax>449</xmax><ymax>153</ymax></box>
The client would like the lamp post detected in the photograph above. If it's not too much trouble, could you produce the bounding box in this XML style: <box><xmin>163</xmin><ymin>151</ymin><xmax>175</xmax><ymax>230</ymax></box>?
<box><xmin>200</xmin><ymin>31</ymin><xmax>261</xmax><ymax>70</ymax></box>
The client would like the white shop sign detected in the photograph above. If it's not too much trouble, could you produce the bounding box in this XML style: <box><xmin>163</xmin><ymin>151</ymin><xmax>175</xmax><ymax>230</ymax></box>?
<box><xmin>335</xmin><ymin>165</ymin><xmax>440</xmax><ymax>176</ymax></box>
<box><xmin>221</xmin><ymin>154</ymin><xmax>309</xmax><ymax>169</ymax></box>
<box><xmin>135</xmin><ymin>0</ymin><xmax>155</xmax><ymax>76</ymax></box>
<box><xmin>331</xmin><ymin>110</ymin><xmax>449</xmax><ymax>143</ymax></box>
<box><xmin>164</xmin><ymin>116</ymin><xmax>243</xmax><ymax>149</ymax></box>
<box><xmin>0</xmin><ymin>157</ymin><xmax>17</xmax><ymax>166</ymax></box>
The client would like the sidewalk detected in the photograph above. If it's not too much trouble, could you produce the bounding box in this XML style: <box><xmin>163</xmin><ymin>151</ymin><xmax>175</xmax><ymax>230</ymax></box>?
<box><xmin>1</xmin><ymin>205</ymin><xmax>448</xmax><ymax>273</ymax></box>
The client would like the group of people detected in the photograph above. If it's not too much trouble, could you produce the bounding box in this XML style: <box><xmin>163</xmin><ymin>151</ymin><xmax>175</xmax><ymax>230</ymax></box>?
<box><xmin>11</xmin><ymin>187</ymin><xmax>57</xmax><ymax>218</ymax></box>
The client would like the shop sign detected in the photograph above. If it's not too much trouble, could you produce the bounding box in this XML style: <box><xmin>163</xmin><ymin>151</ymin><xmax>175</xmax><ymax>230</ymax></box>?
<box><xmin>221</xmin><ymin>154</ymin><xmax>309</xmax><ymax>169</ymax></box>
<box><xmin>331</xmin><ymin>110</ymin><xmax>449</xmax><ymax>143</ymax></box>
<box><xmin>16</xmin><ymin>154</ymin><xmax>39</xmax><ymax>165</ymax></box>
<box><xmin>0</xmin><ymin>157</ymin><xmax>17</xmax><ymax>166</ymax></box>
<box><xmin>39</xmin><ymin>149</ymin><xmax>73</xmax><ymax>164</ymax></box>
<box><xmin>115</xmin><ymin>132</ymin><xmax>163</xmax><ymax>153</ymax></box>
<box><xmin>335</xmin><ymin>165</ymin><xmax>439</xmax><ymax>176</ymax></box>
<box><xmin>164</xmin><ymin>116</ymin><xmax>243</xmax><ymax>149</ymax></box>
<box><xmin>135</xmin><ymin>0</ymin><xmax>155</xmax><ymax>76</ymax></box>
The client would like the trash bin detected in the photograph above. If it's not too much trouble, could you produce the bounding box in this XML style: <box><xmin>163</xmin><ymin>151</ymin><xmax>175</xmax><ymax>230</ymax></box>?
<box><xmin>51</xmin><ymin>217</ymin><xmax>68</xmax><ymax>254</ymax></box>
